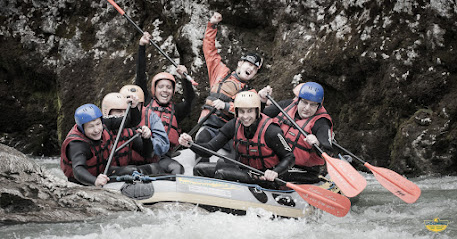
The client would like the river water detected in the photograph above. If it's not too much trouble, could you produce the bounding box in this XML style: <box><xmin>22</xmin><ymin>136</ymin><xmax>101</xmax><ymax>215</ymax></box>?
<box><xmin>1</xmin><ymin>156</ymin><xmax>455</xmax><ymax>239</ymax></box>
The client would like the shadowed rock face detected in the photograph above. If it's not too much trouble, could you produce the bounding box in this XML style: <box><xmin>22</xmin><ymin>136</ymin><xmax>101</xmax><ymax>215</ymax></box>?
<box><xmin>0</xmin><ymin>1</ymin><xmax>456</xmax><ymax>176</ymax></box>
<box><xmin>0</xmin><ymin>144</ymin><xmax>143</xmax><ymax>223</ymax></box>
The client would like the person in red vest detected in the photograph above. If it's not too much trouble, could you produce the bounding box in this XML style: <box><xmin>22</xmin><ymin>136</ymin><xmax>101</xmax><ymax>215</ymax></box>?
<box><xmin>101</xmin><ymin>92</ymin><xmax>166</xmax><ymax>176</ymax></box>
<box><xmin>263</xmin><ymin>82</ymin><xmax>334</xmax><ymax>183</ymax></box>
<box><xmin>60</xmin><ymin>100</ymin><xmax>144</xmax><ymax>186</ymax></box>
<box><xmin>178</xmin><ymin>91</ymin><xmax>294</xmax><ymax>188</ymax></box>
<box><xmin>135</xmin><ymin>33</ymin><xmax>195</xmax><ymax>174</ymax></box>
<box><xmin>195</xmin><ymin>12</ymin><xmax>272</xmax><ymax>162</ymax></box>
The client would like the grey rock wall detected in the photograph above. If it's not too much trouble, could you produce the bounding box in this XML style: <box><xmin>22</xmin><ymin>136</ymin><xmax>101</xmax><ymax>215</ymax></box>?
<box><xmin>1</xmin><ymin>0</ymin><xmax>456</xmax><ymax>176</ymax></box>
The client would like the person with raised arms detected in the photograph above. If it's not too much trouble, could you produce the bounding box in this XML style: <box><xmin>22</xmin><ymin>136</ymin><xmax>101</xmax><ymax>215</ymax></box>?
<box><xmin>195</xmin><ymin>12</ymin><xmax>272</xmax><ymax>163</ymax></box>
<box><xmin>263</xmin><ymin>82</ymin><xmax>334</xmax><ymax>183</ymax></box>
<box><xmin>135</xmin><ymin>32</ymin><xmax>195</xmax><ymax>175</ymax></box>
<box><xmin>178</xmin><ymin>91</ymin><xmax>294</xmax><ymax>188</ymax></box>
<box><xmin>60</xmin><ymin>95</ymin><xmax>142</xmax><ymax>186</ymax></box>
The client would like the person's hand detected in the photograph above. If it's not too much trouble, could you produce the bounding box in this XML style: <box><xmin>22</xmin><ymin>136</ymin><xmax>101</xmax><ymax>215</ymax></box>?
<box><xmin>176</xmin><ymin>65</ymin><xmax>188</xmax><ymax>78</ymax></box>
<box><xmin>212</xmin><ymin>99</ymin><xmax>226</xmax><ymax>110</ymax></box>
<box><xmin>139</xmin><ymin>32</ymin><xmax>151</xmax><ymax>46</ymax></box>
<box><xmin>304</xmin><ymin>134</ymin><xmax>319</xmax><ymax>146</ymax></box>
<box><xmin>178</xmin><ymin>133</ymin><xmax>193</xmax><ymax>147</ymax></box>
<box><xmin>210</xmin><ymin>12</ymin><xmax>222</xmax><ymax>24</ymax></box>
<box><xmin>138</xmin><ymin>125</ymin><xmax>152</xmax><ymax>139</ymax></box>
<box><xmin>95</xmin><ymin>174</ymin><xmax>110</xmax><ymax>187</ymax></box>
<box><xmin>258</xmin><ymin>85</ymin><xmax>272</xmax><ymax>103</ymax></box>
<box><xmin>260</xmin><ymin>169</ymin><xmax>278</xmax><ymax>181</ymax></box>
<box><xmin>126</xmin><ymin>94</ymin><xmax>139</xmax><ymax>108</ymax></box>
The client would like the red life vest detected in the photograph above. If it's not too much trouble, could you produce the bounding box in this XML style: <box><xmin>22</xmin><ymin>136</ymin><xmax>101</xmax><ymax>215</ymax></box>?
<box><xmin>109</xmin><ymin>127</ymin><xmax>141</xmax><ymax>167</ymax></box>
<box><xmin>60</xmin><ymin>124</ymin><xmax>112</xmax><ymax>179</ymax></box>
<box><xmin>233</xmin><ymin>114</ymin><xmax>280</xmax><ymax>170</ymax></box>
<box><xmin>142</xmin><ymin>100</ymin><xmax>180</xmax><ymax>148</ymax></box>
<box><xmin>275</xmin><ymin>99</ymin><xmax>333</xmax><ymax>167</ymax></box>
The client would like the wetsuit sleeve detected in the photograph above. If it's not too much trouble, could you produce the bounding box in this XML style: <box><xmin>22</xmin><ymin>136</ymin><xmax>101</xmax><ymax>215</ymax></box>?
<box><xmin>174</xmin><ymin>77</ymin><xmax>196</xmax><ymax>123</ymax></box>
<box><xmin>311</xmin><ymin>118</ymin><xmax>333</xmax><ymax>152</ymax></box>
<box><xmin>203</xmin><ymin>22</ymin><xmax>230</xmax><ymax>88</ymax></box>
<box><xmin>189</xmin><ymin>119</ymin><xmax>236</xmax><ymax>157</ymax></box>
<box><xmin>102</xmin><ymin>106</ymin><xmax>139</xmax><ymax>130</ymax></box>
<box><xmin>263</xmin><ymin>99</ymin><xmax>293</xmax><ymax>118</ymax></box>
<box><xmin>148</xmin><ymin>112</ymin><xmax>170</xmax><ymax>155</ymax></box>
<box><xmin>264</xmin><ymin>124</ymin><xmax>295</xmax><ymax>175</ymax></box>
<box><xmin>136</xmin><ymin>45</ymin><xmax>152</xmax><ymax>103</ymax></box>
<box><xmin>131</xmin><ymin>133</ymin><xmax>154</xmax><ymax>158</ymax></box>
<box><xmin>67</xmin><ymin>141</ymin><xmax>97</xmax><ymax>186</ymax></box>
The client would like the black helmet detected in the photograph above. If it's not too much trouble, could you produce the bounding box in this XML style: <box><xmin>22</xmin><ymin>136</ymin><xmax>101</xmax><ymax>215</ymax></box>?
<box><xmin>240</xmin><ymin>53</ymin><xmax>263</xmax><ymax>69</ymax></box>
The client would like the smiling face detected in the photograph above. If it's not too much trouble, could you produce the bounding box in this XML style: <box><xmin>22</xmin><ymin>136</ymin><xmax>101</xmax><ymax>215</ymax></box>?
<box><xmin>237</xmin><ymin>107</ymin><xmax>257</xmax><ymax>127</ymax></box>
<box><xmin>83</xmin><ymin>118</ymin><xmax>103</xmax><ymax>140</ymax></box>
<box><xmin>155</xmin><ymin>79</ymin><xmax>174</xmax><ymax>104</ymax></box>
<box><xmin>236</xmin><ymin>61</ymin><xmax>259</xmax><ymax>81</ymax></box>
<box><xmin>297</xmin><ymin>98</ymin><xmax>319</xmax><ymax>119</ymax></box>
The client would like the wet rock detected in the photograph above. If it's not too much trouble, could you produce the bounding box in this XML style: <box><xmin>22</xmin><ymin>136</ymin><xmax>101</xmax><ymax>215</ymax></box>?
<box><xmin>1</xmin><ymin>0</ymin><xmax>456</xmax><ymax>176</ymax></box>
<box><xmin>0</xmin><ymin>144</ymin><xmax>143</xmax><ymax>223</ymax></box>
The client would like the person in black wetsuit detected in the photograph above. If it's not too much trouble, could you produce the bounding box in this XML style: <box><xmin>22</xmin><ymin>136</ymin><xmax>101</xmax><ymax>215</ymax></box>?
<box><xmin>60</xmin><ymin>98</ymin><xmax>156</xmax><ymax>187</ymax></box>
<box><xmin>263</xmin><ymin>82</ymin><xmax>334</xmax><ymax>184</ymax></box>
<box><xmin>135</xmin><ymin>32</ymin><xmax>195</xmax><ymax>175</ymax></box>
<box><xmin>178</xmin><ymin>91</ymin><xmax>294</xmax><ymax>188</ymax></box>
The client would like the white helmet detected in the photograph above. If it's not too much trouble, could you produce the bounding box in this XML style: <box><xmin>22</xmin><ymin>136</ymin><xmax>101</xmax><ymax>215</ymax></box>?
<box><xmin>234</xmin><ymin>91</ymin><xmax>261</xmax><ymax>118</ymax></box>
<box><xmin>101</xmin><ymin>92</ymin><xmax>128</xmax><ymax>117</ymax></box>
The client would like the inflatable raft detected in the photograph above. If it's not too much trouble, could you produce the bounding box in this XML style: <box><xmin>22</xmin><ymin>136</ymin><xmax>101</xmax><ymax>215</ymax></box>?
<box><xmin>104</xmin><ymin>173</ymin><xmax>339</xmax><ymax>218</ymax></box>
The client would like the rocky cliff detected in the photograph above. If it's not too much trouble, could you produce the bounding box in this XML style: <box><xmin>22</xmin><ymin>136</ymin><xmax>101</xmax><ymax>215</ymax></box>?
<box><xmin>1</xmin><ymin>0</ymin><xmax>456</xmax><ymax>176</ymax></box>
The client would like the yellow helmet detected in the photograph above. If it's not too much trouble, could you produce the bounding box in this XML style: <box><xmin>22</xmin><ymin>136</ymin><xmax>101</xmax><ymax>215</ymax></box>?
<box><xmin>101</xmin><ymin>92</ymin><xmax>128</xmax><ymax>117</ymax></box>
<box><xmin>120</xmin><ymin>85</ymin><xmax>145</xmax><ymax>103</ymax></box>
<box><xmin>234</xmin><ymin>91</ymin><xmax>261</xmax><ymax>118</ymax></box>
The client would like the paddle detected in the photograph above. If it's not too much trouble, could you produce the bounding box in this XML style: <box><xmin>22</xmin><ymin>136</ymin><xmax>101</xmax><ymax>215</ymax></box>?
<box><xmin>104</xmin><ymin>102</ymin><xmax>132</xmax><ymax>175</ymax></box>
<box><xmin>106</xmin><ymin>0</ymin><xmax>198</xmax><ymax>86</ymax></box>
<box><xmin>189</xmin><ymin>142</ymin><xmax>351</xmax><ymax>217</ymax></box>
<box><xmin>115</xmin><ymin>132</ymin><xmax>141</xmax><ymax>154</ymax></box>
<box><xmin>332</xmin><ymin>141</ymin><xmax>421</xmax><ymax>203</ymax></box>
<box><xmin>266</xmin><ymin>95</ymin><xmax>366</xmax><ymax>197</ymax></box>
<box><xmin>170</xmin><ymin>107</ymin><xmax>218</xmax><ymax>155</ymax></box>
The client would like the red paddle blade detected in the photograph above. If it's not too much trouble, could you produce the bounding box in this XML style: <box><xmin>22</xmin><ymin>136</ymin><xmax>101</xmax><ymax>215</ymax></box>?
<box><xmin>364</xmin><ymin>163</ymin><xmax>421</xmax><ymax>203</ymax></box>
<box><xmin>323</xmin><ymin>153</ymin><xmax>367</xmax><ymax>197</ymax></box>
<box><xmin>286</xmin><ymin>183</ymin><xmax>351</xmax><ymax>217</ymax></box>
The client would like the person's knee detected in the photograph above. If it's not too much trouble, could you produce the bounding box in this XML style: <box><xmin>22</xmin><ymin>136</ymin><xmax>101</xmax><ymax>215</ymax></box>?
<box><xmin>137</xmin><ymin>163</ymin><xmax>164</xmax><ymax>175</ymax></box>
<box><xmin>168</xmin><ymin>162</ymin><xmax>184</xmax><ymax>174</ymax></box>
<box><xmin>193</xmin><ymin>162</ymin><xmax>216</xmax><ymax>178</ymax></box>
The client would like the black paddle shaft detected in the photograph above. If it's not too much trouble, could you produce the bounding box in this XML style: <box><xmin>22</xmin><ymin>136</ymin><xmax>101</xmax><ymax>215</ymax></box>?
<box><xmin>104</xmin><ymin>102</ymin><xmax>132</xmax><ymax>175</ymax></box>
<box><xmin>115</xmin><ymin>132</ymin><xmax>140</xmax><ymax>154</ymax></box>
<box><xmin>190</xmin><ymin>142</ymin><xmax>287</xmax><ymax>186</ymax></box>
<box><xmin>121</xmin><ymin>14</ymin><xmax>194</xmax><ymax>82</ymax></box>
<box><xmin>332</xmin><ymin>140</ymin><xmax>366</xmax><ymax>164</ymax></box>
<box><xmin>266</xmin><ymin>95</ymin><xmax>325</xmax><ymax>155</ymax></box>
<box><xmin>170</xmin><ymin>107</ymin><xmax>217</xmax><ymax>154</ymax></box>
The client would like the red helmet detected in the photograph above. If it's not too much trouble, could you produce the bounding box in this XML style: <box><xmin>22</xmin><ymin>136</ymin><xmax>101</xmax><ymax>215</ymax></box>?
<box><xmin>151</xmin><ymin>72</ymin><xmax>176</xmax><ymax>96</ymax></box>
